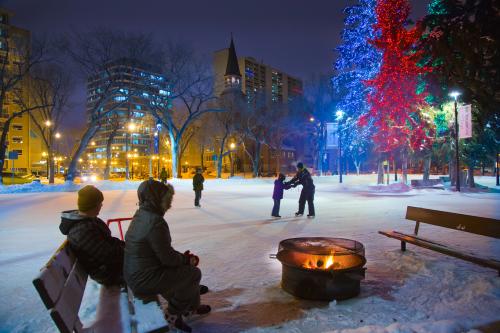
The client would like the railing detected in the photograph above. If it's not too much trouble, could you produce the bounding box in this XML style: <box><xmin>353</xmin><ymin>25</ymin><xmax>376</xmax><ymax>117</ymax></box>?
<box><xmin>106</xmin><ymin>217</ymin><xmax>132</xmax><ymax>241</ymax></box>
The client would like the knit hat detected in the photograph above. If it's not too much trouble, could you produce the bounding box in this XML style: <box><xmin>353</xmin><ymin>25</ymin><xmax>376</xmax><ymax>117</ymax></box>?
<box><xmin>297</xmin><ymin>162</ymin><xmax>304</xmax><ymax>169</ymax></box>
<box><xmin>78</xmin><ymin>185</ymin><xmax>104</xmax><ymax>212</ymax></box>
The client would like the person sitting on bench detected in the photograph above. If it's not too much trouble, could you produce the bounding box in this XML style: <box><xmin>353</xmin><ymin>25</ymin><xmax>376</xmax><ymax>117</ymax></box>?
<box><xmin>124</xmin><ymin>179</ymin><xmax>210</xmax><ymax>333</ymax></box>
<box><xmin>59</xmin><ymin>185</ymin><xmax>125</xmax><ymax>287</ymax></box>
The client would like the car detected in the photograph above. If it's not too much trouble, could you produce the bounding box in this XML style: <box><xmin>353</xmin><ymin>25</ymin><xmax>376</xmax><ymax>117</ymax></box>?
<box><xmin>79</xmin><ymin>173</ymin><xmax>99</xmax><ymax>183</ymax></box>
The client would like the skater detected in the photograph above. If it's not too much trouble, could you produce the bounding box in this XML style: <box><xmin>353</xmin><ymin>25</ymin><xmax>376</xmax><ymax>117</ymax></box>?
<box><xmin>193</xmin><ymin>167</ymin><xmax>204</xmax><ymax>207</ymax></box>
<box><xmin>159</xmin><ymin>167</ymin><xmax>168</xmax><ymax>184</ymax></box>
<box><xmin>123</xmin><ymin>179</ymin><xmax>210</xmax><ymax>333</ymax></box>
<box><xmin>59</xmin><ymin>185</ymin><xmax>125</xmax><ymax>286</ymax></box>
<box><xmin>286</xmin><ymin>162</ymin><xmax>316</xmax><ymax>218</ymax></box>
<box><xmin>272</xmin><ymin>173</ymin><xmax>291</xmax><ymax>218</ymax></box>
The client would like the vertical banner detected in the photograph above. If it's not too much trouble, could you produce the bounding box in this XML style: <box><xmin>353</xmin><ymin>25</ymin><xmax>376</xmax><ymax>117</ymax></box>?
<box><xmin>154</xmin><ymin>123</ymin><xmax>161</xmax><ymax>154</ymax></box>
<box><xmin>458</xmin><ymin>104</ymin><xmax>472</xmax><ymax>138</ymax></box>
<box><xmin>326</xmin><ymin>122</ymin><xmax>338</xmax><ymax>149</ymax></box>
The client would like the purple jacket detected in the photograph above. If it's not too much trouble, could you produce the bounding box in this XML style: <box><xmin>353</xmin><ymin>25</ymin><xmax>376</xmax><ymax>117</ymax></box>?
<box><xmin>273</xmin><ymin>179</ymin><xmax>290</xmax><ymax>200</ymax></box>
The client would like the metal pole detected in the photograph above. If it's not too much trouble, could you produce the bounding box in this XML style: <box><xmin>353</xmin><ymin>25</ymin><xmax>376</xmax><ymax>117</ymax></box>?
<box><xmin>454</xmin><ymin>99</ymin><xmax>460</xmax><ymax>191</ymax></box>
<box><xmin>339</xmin><ymin>124</ymin><xmax>343</xmax><ymax>184</ymax></box>
<box><xmin>496</xmin><ymin>152</ymin><xmax>499</xmax><ymax>186</ymax></box>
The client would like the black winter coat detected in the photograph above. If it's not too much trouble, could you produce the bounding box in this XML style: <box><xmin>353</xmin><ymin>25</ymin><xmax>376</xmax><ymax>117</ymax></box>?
<box><xmin>288</xmin><ymin>168</ymin><xmax>315</xmax><ymax>194</ymax></box>
<box><xmin>59</xmin><ymin>210</ymin><xmax>124</xmax><ymax>286</ymax></box>
<box><xmin>193</xmin><ymin>174</ymin><xmax>204</xmax><ymax>191</ymax></box>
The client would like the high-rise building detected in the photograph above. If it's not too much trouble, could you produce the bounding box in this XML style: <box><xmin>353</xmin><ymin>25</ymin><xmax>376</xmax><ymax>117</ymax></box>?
<box><xmin>85</xmin><ymin>58</ymin><xmax>170</xmax><ymax>178</ymax></box>
<box><xmin>214</xmin><ymin>41</ymin><xmax>303</xmax><ymax>103</ymax></box>
<box><xmin>0</xmin><ymin>8</ymin><xmax>44</xmax><ymax>174</ymax></box>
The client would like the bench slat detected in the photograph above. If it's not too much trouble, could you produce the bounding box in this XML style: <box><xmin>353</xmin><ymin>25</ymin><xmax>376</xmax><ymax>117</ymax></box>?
<box><xmin>406</xmin><ymin>206</ymin><xmax>500</xmax><ymax>239</ymax></box>
<box><xmin>33</xmin><ymin>241</ymin><xmax>75</xmax><ymax>309</ymax></box>
<box><xmin>379</xmin><ymin>230</ymin><xmax>500</xmax><ymax>271</ymax></box>
<box><xmin>50</xmin><ymin>260</ymin><xmax>88</xmax><ymax>333</ymax></box>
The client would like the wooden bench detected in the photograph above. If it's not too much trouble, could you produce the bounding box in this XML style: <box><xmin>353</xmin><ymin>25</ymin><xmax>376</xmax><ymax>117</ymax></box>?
<box><xmin>379</xmin><ymin>206</ymin><xmax>500</xmax><ymax>275</ymax></box>
<box><xmin>33</xmin><ymin>238</ymin><xmax>169</xmax><ymax>332</ymax></box>
<box><xmin>410</xmin><ymin>179</ymin><xmax>443</xmax><ymax>189</ymax></box>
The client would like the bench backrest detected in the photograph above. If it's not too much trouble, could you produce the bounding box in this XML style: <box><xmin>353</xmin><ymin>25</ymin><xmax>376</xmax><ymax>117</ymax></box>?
<box><xmin>406</xmin><ymin>206</ymin><xmax>500</xmax><ymax>239</ymax></box>
<box><xmin>33</xmin><ymin>240</ymin><xmax>88</xmax><ymax>333</ymax></box>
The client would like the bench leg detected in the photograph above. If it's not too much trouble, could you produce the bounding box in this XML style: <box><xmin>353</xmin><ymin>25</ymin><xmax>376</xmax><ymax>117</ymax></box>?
<box><xmin>401</xmin><ymin>241</ymin><xmax>406</xmax><ymax>252</ymax></box>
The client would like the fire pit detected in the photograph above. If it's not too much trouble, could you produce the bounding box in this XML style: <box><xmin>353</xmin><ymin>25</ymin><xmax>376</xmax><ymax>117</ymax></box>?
<box><xmin>271</xmin><ymin>237</ymin><xmax>366</xmax><ymax>301</ymax></box>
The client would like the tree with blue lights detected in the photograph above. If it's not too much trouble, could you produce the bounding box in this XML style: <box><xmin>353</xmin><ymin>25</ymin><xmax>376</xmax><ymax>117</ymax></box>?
<box><xmin>332</xmin><ymin>0</ymin><xmax>381</xmax><ymax>174</ymax></box>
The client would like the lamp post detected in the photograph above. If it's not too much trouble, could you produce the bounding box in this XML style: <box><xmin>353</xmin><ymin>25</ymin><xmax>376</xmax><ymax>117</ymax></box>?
<box><xmin>336</xmin><ymin>110</ymin><xmax>344</xmax><ymax>183</ymax></box>
<box><xmin>449</xmin><ymin>91</ymin><xmax>461</xmax><ymax>191</ymax></box>
<box><xmin>54</xmin><ymin>132</ymin><xmax>61</xmax><ymax>175</ymax></box>
<box><xmin>127</xmin><ymin>122</ymin><xmax>136</xmax><ymax>179</ymax></box>
<box><xmin>229</xmin><ymin>142</ymin><xmax>236</xmax><ymax>177</ymax></box>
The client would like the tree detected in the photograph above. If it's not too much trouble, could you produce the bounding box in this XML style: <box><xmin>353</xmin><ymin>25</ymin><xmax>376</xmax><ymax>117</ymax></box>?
<box><xmin>0</xmin><ymin>37</ymin><xmax>48</xmax><ymax>184</ymax></box>
<box><xmin>362</xmin><ymin>0</ymin><xmax>434</xmax><ymax>184</ymax></box>
<box><xmin>332</xmin><ymin>0</ymin><xmax>381</xmax><ymax>176</ymax></box>
<box><xmin>148</xmin><ymin>42</ymin><xmax>221</xmax><ymax>178</ymax></box>
<box><xmin>27</xmin><ymin>64</ymin><xmax>73</xmax><ymax>183</ymax></box>
<box><xmin>61</xmin><ymin>29</ymin><xmax>159</xmax><ymax>182</ymax></box>
<box><xmin>420</xmin><ymin>0</ymin><xmax>500</xmax><ymax>186</ymax></box>
<box><xmin>305</xmin><ymin>75</ymin><xmax>336</xmax><ymax>176</ymax></box>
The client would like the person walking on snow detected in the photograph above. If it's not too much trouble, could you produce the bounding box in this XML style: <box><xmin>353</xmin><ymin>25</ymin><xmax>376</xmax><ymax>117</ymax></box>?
<box><xmin>272</xmin><ymin>173</ymin><xmax>291</xmax><ymax>218</ymax></box>
<box><xmin>286</xmin><ymin>162</ymin><xmax>315</xmax><ymax>218</ymax></box>
<box><xmin>123</xmin><ymin>179</ymin><xmax>210</xmax><ymax>333</ymax></box>
<box><xmin>192</xmin><ymin>168</ymin><xmax>204</xmax><ymax>207</ymax></box>
<box><xmin>159</xmin><ymin>167</ymin><xmax>168</xmax><ymax>184</ymax></box>
<box><xmin>59</xmin><ymin>185</ymin><xmax>125</xmax><ymax>287</ymax></box>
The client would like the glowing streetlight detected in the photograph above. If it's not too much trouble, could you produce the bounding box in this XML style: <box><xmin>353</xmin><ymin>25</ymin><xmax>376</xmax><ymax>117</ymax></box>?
<box><xmin>449</xmin><ymin>91</ymin><xmax>461</xmax><ymax>191</ymax></box>
<box><xmin>45</xmin><ymin>120</ymin><xmax>52</xmax><ymax>127</ymax></box>
<box><xmin>91</xmin><ymin>141</ymin><xmax>96</xmax><ymax>146</ymax></box>
<box><xmin>55</xmin><ymin>132</ymin><xmax>61</xmax><ymax>139</ymax></box>
<box><xmin>309</xmin><ymin>117</ymin><xmax>315</xmax><ymax>122</ymax></box>
<box><xmin>230</xmin><ymin>142</ymin><xmax>236</xmax><ymax>150</ymax></box>
<box><xmin>128</xmin><ymin>122</ymin><xmax>136</xmax><ymax>132</ymax></box>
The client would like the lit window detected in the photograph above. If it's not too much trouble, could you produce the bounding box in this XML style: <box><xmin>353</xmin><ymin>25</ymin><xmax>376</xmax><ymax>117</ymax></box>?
<box><xmin>12</xmin><ymin>136</ymin><xmax>23</xmax><ymax>143</ymax></box>
<box><xmin>114</xmin><ymin>96</ymin><xmax>126</xmax><ymax>102</ymax></box>
<box><xmin>135</xmin><ymin>105</ymin><xmax>142</xmax><ymax>110</ymax></box>
<box><xmin>12</xmin><ymin>124</ymin><xmax>23</xmax><ymax>130</ymax></box>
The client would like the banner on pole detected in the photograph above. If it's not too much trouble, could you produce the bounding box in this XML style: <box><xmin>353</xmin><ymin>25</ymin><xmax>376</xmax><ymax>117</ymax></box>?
<box><xmin>326</xmin><ymin>122</ymin><xmax>338</xmax><ymax>149</ymax></box>
<box><xmin>458</xmin><ymin>104</ymin><xmax>472</xmax><ymax>138</ymax></box>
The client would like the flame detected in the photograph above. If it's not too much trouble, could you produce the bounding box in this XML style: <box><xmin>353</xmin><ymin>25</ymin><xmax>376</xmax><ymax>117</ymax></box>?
<box><xmin>302</xmin><ymin>254</ymin><xmax>340</xmax><ymax>270</ymax></box>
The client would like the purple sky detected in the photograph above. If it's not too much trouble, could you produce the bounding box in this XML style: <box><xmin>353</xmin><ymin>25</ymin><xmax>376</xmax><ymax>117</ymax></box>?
<box><xmin>1</xmin><ymin>0</ymin><xmax>429</xmax><ymax>138</ymax></box>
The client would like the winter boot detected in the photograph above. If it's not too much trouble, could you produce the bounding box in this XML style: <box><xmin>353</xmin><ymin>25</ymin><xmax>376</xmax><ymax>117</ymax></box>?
<box><xmin>199</xmin><ymin>284</ymin><xmax>209</xmax><ymax>295</ymax></box>
<box><xmin>307</xmin><ymin>215</ymin><xmax>315</xmax><ymax>219</ymax></box>
<box><xmin>164</xmin><ymin>309</ymin><xmax>192</xmax><ymax>333</ymax></box>
<box><xmin>184</xmin><ymin>304</ymin><xmax>211</xmax><ymax>318</ymax></box>
<box><xmin>295</xmin><ymin>212</ymin><xmax>303</xmax><ymax>217</ymax></box>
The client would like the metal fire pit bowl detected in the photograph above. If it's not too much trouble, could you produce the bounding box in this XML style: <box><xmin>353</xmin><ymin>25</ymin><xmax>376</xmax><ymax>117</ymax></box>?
<box><xmin>271</xmin><ymin>237</ymin><xmax>366</xmax><ymax>301</ymax></box>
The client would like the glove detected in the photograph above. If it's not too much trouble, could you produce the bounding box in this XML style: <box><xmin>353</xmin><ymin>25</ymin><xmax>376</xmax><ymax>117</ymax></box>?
<box><xmin>184</xmin><ymin>250</ymin><xmax>200</xmax><ymax>266</ymax></box>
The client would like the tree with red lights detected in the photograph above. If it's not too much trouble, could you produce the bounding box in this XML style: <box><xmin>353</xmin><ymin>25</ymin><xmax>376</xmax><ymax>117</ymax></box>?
<box><xmin>362</xmin><ymin>0</ymin><xmax>434</xmax><ymax>184</ymax></box>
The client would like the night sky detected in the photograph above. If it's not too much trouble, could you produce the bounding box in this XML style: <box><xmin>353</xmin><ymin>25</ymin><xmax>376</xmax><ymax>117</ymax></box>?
<box><xmin>1</xmin><ymin>0</ymin><xmax>429</xmax><ymax>139</ymax></box>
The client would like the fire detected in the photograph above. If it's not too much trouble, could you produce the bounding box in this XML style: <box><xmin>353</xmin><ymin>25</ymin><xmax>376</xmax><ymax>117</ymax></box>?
<box><xmin>302</xmin><ymin>254</ymin><xmax>341</xmax><ymax>270</ymax></box>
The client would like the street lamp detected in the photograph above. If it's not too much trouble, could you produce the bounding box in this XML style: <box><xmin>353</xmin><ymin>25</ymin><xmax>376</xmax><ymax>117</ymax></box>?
<box><xmin>45</xmin><ymin>120</ymin><xmax>52</xmax><ymax>127</ymax></box>
<box><xmin>229</xmin><ymin>142</ymin><xmax>237</xmax><ymax>177</ymax></box>
<box><xmin>336</xmin><ymin>110</ymin><xmax>344</xmax><ymax>183</ymax></box>
<box><xmin>449</xmin><ymin>91</ymin><xmax>461</xmax><ymax>191</ymax></box>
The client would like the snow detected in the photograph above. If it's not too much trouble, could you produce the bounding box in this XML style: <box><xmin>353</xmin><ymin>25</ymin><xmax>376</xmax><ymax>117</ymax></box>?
<box><xmin>0</xmin><ymin>175</ymin><xmax>499</xmax><ymax>333</ymax></box>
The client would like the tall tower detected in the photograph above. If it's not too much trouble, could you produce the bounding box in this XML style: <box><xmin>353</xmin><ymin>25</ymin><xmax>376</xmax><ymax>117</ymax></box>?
<box><xmin>223</xmin><ymin>37</ymin><xmax>242</xmax><ymax>91</ymax></box>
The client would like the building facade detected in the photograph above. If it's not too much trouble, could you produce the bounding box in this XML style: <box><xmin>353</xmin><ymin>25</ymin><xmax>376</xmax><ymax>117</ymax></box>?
<box><xmin>85</xmin><ymin>58</ymin><xmax>170</xmax><ymax>179</ymax></box>
<box><xmin>0</xmin><ymin>8</ymin><xmax>44</xmax><ymax>174</ymax></box>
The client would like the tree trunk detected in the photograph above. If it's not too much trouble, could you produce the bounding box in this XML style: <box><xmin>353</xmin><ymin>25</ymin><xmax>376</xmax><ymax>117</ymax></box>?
<box><xmin>170</xmin><ymin>132</ymin><xmax>179</xmax><ymax>178</ymax></box>
<box><xmin>467</xmin><ymin>164</ymin><xmax>475</xmax><ymax>188</ymax></box>
<box><xmin>48</xmin><ymin>151</ymin><xmax>55</xmax><ymax>184</ymax></box>
<box><xmin>377</xmin><ymin>158</ymin><xmax>384</xmax><ymax>184</ymax></box>
<box><xmin>200</xmin><ymin>144</ymin><xmax>205</xmax><ymax>170</ymax></box>
<box><xmin>354</xmin><ymin>159</ymin><xmax>361</xmax><ymax>176</ymax></box>
<box><xmin>449</xmin><ymin>160</ymin><xmax>456</xmax><ymax>186</ymax></box>
<box><xmin>229</xmin><ymin>153</ymin><xmax>234</xmax><ymax>177</ymax></box>
<box><xmin>66</xmin><ymin>125</ymin><xmax>99</xmax><ymax>182</ymax></box>
<box><xmin>401</xmin><ymin>151</ymin><xmax>408</xmax><ymax>184</ymax></box>
<box><xmin>393</xmin><ymin>158</ymin><xmax>398</xmax><ymax>181</ymax></box>
<box><xmin>0</xmin><ymin>117</ymin><xmax>13</xmax><ymax>184</ymax></box>
<box><xmin>423</xmin><ymin>154</ymin><xmax>431</xmax><ymax>181</ymax></box>
<box><xmin>253</xmin><ymin>142</ymin><xmax>261</xmax><ymax>177</ymax></box>
<box><xmin>104</xmin><ymin>129</ymin><xmax>118</xmax><ymax>180</ymax></box>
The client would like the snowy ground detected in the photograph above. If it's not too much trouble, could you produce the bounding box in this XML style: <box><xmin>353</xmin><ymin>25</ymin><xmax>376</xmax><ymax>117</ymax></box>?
<box><xmin>0</xmin><ymin>175</ymin><xmax>499</xmax><ymax>333</ymax></box>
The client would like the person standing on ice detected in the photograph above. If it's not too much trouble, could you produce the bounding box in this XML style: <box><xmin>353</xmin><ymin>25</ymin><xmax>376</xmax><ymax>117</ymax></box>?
<box><xmin>59</xmin><ymin>185</ymin><xmax>125</xmax><ymax>286</ymax></box>
<box><xmin>123</xmin><ymin>179</ymin><xmax>210</xmax><ymax>333</ymax></box>
<box><xmin>192</xmin><ymin>167</ymin><xmax>204</xmax><ymax>207</ymax></box>
<box><xmin>286</xmin><ymin>162</ymin><xmax>316</xmax><ymax>218</ymax></box>
<box><xmin>159</xmin><ymin>167</ymin><xmax>168</xmax><ymax>184</ymax></box>
<box><xmin>272</xmin><ymin>173</ymin><xmax>291</xmax><ymax>218</ymax></box>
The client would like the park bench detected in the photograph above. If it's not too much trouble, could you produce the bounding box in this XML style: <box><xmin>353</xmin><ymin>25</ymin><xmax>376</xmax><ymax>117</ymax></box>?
<box><xmin>379</xmin><ymin>206</ymin><xmax>500</xmax><ymax>275</ymax></box>
<box><xmin>33</xmin><ymin>218</ymin><xmax>169</xmax><ymax>333</ymax></box>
